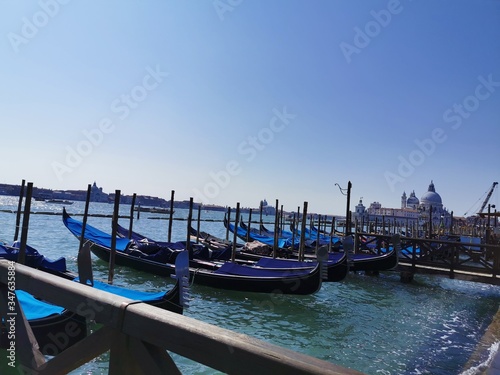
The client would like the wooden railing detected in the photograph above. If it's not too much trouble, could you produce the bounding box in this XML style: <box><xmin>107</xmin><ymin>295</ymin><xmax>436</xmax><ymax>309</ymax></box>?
<box><xmin>0</xmin><ymin>260</ymin><xmax>363</xmax><ymax>375</ymax></box>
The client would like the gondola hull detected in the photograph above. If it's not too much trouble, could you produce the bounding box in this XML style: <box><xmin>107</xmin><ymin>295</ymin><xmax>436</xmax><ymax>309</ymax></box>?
<box><xmin>20</xmin><ymin>312</ymin><xmax>87</xmax><ymax>356</ymax></box>
<box><xmin>0</xmin><ymin>291</ymin><xmax>87</xmax><ymax>356</ymax></box>
<box><xmin>349</xmin><ymin>249</ymin><xmax>399</xmax><ymax>272</ymax></box>
<box><xmin>236</xmin><ymin>250</ymin><xmax>349</xmax><ymax>282</ymax></box>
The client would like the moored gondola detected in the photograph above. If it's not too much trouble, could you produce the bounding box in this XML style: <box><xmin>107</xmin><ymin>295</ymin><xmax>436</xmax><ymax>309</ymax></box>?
<box><xmin>224</xmin><ymin>217</ymin><xmax>399</xmax><ymax>273</ymax></box>
<box><xmin>62</xmin><ymin>209</ymin><xmax>322</xmax><ymax>295</ymax></box>
<box><xmin>0</xmin><ymin>289</ymin><xmax>87</xmax><ymax>355</ymax></box>
<box><xmin>0</xmin><ymin>241</ymin><xmax>185</xmax><ymax>314</ymax></box>
<box><xmin>189</xmin><ymin>224</ymin><xmax>349</xmax><ymax>282</ymax></box>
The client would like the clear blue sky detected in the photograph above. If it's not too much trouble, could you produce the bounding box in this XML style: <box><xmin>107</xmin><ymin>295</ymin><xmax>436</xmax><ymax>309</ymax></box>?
<box><xmin>1</xmin><ymin>0</ymin><xmax>499</xmax><ymax>216</ymax></box>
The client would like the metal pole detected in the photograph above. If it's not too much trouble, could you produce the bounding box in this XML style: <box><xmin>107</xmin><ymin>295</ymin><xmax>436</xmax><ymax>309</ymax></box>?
<box><xmin>345</xmin><ymin>181</ymin><xmax>352</xmax><ymax>235</ymax></box>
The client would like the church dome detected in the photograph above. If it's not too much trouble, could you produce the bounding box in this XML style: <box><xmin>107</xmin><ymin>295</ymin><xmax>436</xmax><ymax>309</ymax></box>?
<box><xmin>420</xmin><ymin>181</ymin><xmax>442</xmax><ymax>206</ymax></box>
<box><xmin>407</xmin><ymin>191</ymin><xmax>419</xmax><ymax>206</ymax></box>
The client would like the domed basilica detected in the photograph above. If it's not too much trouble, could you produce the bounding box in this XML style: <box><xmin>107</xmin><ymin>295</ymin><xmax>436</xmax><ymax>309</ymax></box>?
<box><xmin>356</xmin><ymin>181</ymin><xmax>452</xmax><ymax>227</ymax></box>
<box><xmin>402</xmin><ymin>180</ymin><xmax>443</xmax><ymax>209</ymax></box>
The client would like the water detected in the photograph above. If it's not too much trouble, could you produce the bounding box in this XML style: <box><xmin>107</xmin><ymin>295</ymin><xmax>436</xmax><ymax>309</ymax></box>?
<box><xmin>1</xmin><ymin>196</ymin><xmax>500</xmax><ymax>374</ymax></box>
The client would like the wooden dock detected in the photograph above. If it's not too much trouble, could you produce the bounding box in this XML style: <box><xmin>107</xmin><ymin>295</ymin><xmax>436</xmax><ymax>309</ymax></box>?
<box><xmin>354</xmin><ymin>232</ymin><xmax>500</xmax><ymax>285</ymax></box>
<box><xmin>0</xmin><ymin>260</ymin><xmax>363</xmax><ymax>375</ymax></box>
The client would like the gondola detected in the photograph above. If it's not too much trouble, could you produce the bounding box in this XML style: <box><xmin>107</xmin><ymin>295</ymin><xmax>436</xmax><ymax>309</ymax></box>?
<box><xmin>225</xmin><ymin>218</ymin><xmax>399</xmax><ymax>273</ymax></box>
<box><xmin>118</xmin><ymin>223</ymin><xmax>348</xmax><ymax>282</ymax></box>
<box><xmin>62</xmin><ymin>209</ymin><xmax>322</xmax><ymax>295</ymax></box>
<box><xmin>188</xmin><ymin>225</ymin><xmax>245</xmax><ymax>253</ymax></box>
<box><xmin>0</xmin><ymin>241</ymin><xmax>185</xmax><ymax>314</ymax></box>
<box><xmin>0</xmin><ymin>241</ymin><xmax>72</xmax><ymax>279</ymax></box>
<box><xmin>0</xmin><ymin>289</ymin><xmax>87</xmax><ymax>355</ymax></box>
<box><xmin>134</xmin><ymin>206</ymin><xmax>174</xmax><ymax>214</ymax></box>
<box><xmin>118</xmin><ymin>223</ymin><xmax>233</xmax><ymax>261</ymax></box>
<box><xmin>240</xmin><ymin>220</ymin><xmax>339</xmax><ymax>248</ymax></box>
<box><xmin>189</xmin><ymin>225</ymin><xmax>349</xmax><ymax>282</ymax></box>
<box><xmin>240</xmin><ymin>220</ymin><xmax>294</xmax><ymax>239</ymax></box>
<box><xmin>224</xmin><ymin>217</ymin><xmax>301</xmax><ymax>249</ymax></box>
<box><xmin>284</xmin><ymin>221</ymin><xmax>343</xmax><ymax>247</ymax></box>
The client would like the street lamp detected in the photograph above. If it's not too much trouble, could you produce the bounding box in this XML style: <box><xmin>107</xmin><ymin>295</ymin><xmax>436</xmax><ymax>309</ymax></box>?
<box><xmin>335</xmin><ymin>182</ymin><xmax>352</xmax><ymax>235</ymax></box>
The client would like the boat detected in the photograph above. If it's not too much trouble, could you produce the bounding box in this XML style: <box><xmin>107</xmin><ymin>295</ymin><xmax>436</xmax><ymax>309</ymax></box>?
<box><xmin>134</xmin><ymin>206</ymin><xmax>174</xmax><ymax>214</ymax></box>
<box><xmin>349</xmin><ymin>246</ymin><xmax>399</xmax><ymax>272</ymax></box>
<box><xmin>0</xmin><ymin>241</ymin><xmax>186</xmax><ymax>314</ymax></box>
<box><xmin>189</xmin><ymin>225</ymin><xmax>349</xmax><ymax>282</ymax></box>
<box><xmin>188</xmin><ymin>225</ymin><xmax>244</xmax><ymax>253</ymax></box>
<box><xmin>118</xmin><ymin>223</ymin><xmax>348</xmax><ymax>282</ymax></box>
<box><xmin>119</xmin><ymin>223</ymin><xmax>233</xmax><ymax>261</ymax></box>
<box><xmin>294</xmin><ymin>224</ymin><xmax>342</xmax><ymax>246</ymax></box>
<box><xmin>241</xmin><ymin>220</ymin><xmax>294</xmax><ymax>239</ymax></box>
<box><xmin>0</xmin><ymin>241</ymin><xmax>70</xmax><ymax>278</ymax></box>
<box><xmin>225</xmin><ymin>218</ymin><xmax>399</xmax><ymax>273</ymax></box>
<box><xmin>224</xmin><ymin>217</ymin><xmax>300</xmax><ymax>249</ymax></box>
<box><xmin>62</xmin><ymin>209</ymin><xmax>322</xmax><ymax>295</ymax></box>
<box><xmin>45</xmin><ymin>199</ymin><xmax>73</xmax><ymax>205</ymax></box>
<box><xmin>0</xmin><ymin>289</ymin><xmax>87</xmax><ymax>355</ymax></box>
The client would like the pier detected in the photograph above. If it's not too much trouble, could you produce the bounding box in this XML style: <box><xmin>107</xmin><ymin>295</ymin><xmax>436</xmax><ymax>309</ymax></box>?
<box><xmin>353</xmin><ymin>232</ymin><xmax>500</xmax><ymax>285</ymax></box>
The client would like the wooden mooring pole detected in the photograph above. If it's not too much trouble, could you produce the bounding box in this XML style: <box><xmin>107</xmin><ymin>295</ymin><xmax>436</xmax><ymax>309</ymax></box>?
<box><xmin>186</xmin><ymin>198</ymin><xmax>193</xmax><ymax>255</ymax></box>
<box><xmin>247</xmin><ymin>208</ymin><xmax>252</xmax><ymax>243</ymax></box>
<box><xmin>232</xmin><ymin>202</ymin><xmax>240</xmax><ymax>263</ymax></box>
<box><xmin>108</xmin><ymin>190</ymin><xmax>120</xmax><ymax>285</ymax></box>
<box><xmin>273</xmin><ymin>199</ymin><xmax>279</xmax><ymax>258</ymax></box>
<box><xmin>196</xmin><ymin>203</ymin><xmax>201</xmax><ymax>244</ymax></box>
<box><xmin>128</xmin><ymin>193</ymin><xmax>136</xmax><ymax>239</ymax></box>
<box><xmin>13</xmin><ymin>179</ymin><xmax>25</xmax><ymax>242</ymax></box>
<box><xmin>77</xmin><ymin>184</ymin><xmax>93</xmax><ymax>286</ymax></box>
<box><xmin>168</xmin><ymin>190</ymin><xmax>175</xmax><ymax>242</ymax></box>
<box><xmin>17</xmin><ymin>182</ymin><xmax>33</xmax><ymax>265</ymax></box>
<box><xmin>226</xmin><ymin>207</ymin><xmax>231</xmax><ymax>241</ymax></box>
<box><xmin>299</xmin><ymin>202</ymin><xmax>308</xmax><ymax>262</ymax></box>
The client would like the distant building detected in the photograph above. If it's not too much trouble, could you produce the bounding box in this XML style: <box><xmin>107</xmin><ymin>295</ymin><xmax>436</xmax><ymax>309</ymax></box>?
<box><xmin>355</xmin><ymin>181</ymin><xmax>452</xmax><ymax>229</ymax></box>
<box><xmin>90</xmin><ymin>182</ymin><xmax>109</xmax><ymax>202</ymax></box>
<box><xmin>259</xmin><ymin>198</ymin><xmax>275</xmax><ymax>215</ymax></box>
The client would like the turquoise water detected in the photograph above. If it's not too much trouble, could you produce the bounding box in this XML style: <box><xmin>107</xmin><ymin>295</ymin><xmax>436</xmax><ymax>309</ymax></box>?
<box><xmin>1</xmin><ymin>196</ymin><xmax>500</xmax><ymax>374</ymax></box>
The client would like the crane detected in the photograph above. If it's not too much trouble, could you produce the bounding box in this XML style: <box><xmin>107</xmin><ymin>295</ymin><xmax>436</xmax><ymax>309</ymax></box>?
<box><xmin>469</xmin><ymin>182</ymin><xmax>498</xmax><ymax>225</ymax></box>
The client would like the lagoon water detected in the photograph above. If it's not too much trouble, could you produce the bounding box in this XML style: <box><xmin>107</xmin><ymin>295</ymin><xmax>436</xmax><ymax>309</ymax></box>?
<box><xmin>1</xmin><ymin>196</ymin><xmax>500</xmax><ymax>374</ymax></box>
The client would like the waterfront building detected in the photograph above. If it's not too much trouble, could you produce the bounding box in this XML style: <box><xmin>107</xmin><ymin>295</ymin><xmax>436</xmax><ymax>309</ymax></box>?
<box><xmin>355</xmin><ymin>181</ymin><xmax>452</xmax><ymax>231</ymax></box>
<box><xmin>90</xmin><ymin>181</ymin><xmax>109</xmax><ymax>203</ymax></box>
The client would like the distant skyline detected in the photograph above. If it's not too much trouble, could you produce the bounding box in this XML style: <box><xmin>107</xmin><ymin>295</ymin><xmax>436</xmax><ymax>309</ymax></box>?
<box><xmin>1</xmin><ymin>1</ymin><xmax>499</xmax><ymax>216</ymax></box>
